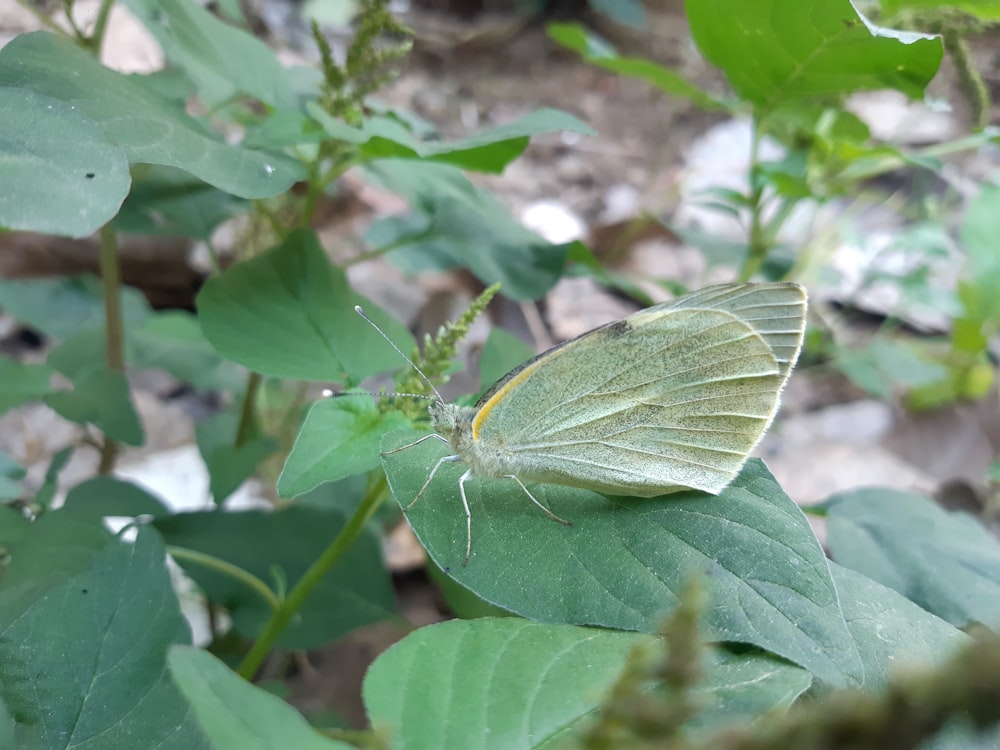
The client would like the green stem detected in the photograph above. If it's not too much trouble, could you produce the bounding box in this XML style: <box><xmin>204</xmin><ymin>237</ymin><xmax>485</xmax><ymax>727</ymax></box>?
<box><xmin>87</xmin><ymin>0</ymin><xmax>116</xmax><ymax>56</ymax></box>
<box><xmin>98</xmin><ymin>224</ymin><xmax>124</xmax><ymax>474</ymax></box>
<box><xmin>235</xmin><ymin>371</ymin><xmax>262</xmax><ymax>448</ymax></box>
<box><xmin>943</xmin><ymin>27</ymin><xmax>990</xmax><ymax>131</ymax></box>
<box><xmin>237</xmin><ymin>474</ymin><xmax>389</xmax><ymax>679</ymax></box>
<box><xmin>62</xmin><ymin>0</ymin><xmax>87</xmax><ymax>42</ymax></box>
<box><xmin>167</xmin><ymin>545</ymin><xmax>281</xmax><ymax>611</ymax></box>
<box><xmin>741</xmin><ymin>117</ymin><xmax>768</xmax><ymax>282</ymax></box>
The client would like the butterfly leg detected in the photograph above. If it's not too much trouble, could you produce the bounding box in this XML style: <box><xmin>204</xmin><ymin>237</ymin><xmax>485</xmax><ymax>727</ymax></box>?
<box><xmin>404</xmin><ymin>454</ymin><xmax>460</xmax><ymax>511</ymax></box>
<box><xmin>504</xmin><ymin>475</ymin><xmax>573</xmax><ymax>526</ymax></box>
<box><xmin>458</xmin><ymin>468</ymin><xmax>474</xmax><ymax>566</ymax></box>
<box><xmin>381</xmin><ymin>432</ymin><xmax>448</xmax><ymax>456</ymax></box>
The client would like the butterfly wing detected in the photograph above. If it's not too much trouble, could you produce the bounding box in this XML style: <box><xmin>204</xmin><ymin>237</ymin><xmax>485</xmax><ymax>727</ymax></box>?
<box><xmin>667</xmin><ymin>281</ymin><xmax>805</xmax><ymax>381</ymax></box>
<box><xmin>471</xmin><ymin>282</ymin><xmax>806</xmax><ymax>496</ymax></box>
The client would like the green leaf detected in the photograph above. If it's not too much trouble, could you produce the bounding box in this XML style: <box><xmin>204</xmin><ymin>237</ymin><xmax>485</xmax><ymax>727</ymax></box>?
<box><xmin>0</xmin><ymin>695</ymin><xmax>13</xmax><ymax>750</ymax></box>
<box><xmin>824</xmin><ymin>487</ymin><xmax>1000</xmax><ymax>629</ymax></box>
<box><xmin>114</xmin><ymin>165</ymin><xmax>247</xmax><ymax>238</ymax></box>
<box><xmin>195</xmin><ymin>410</ymin><xmax>276</xmax><ymax>504</ymax></box>
<box><xmin>830</xmin><ymin>563</ymin><xmax>968</xmax><ymax>691</ymax></box>
<box><xmin>548</xmin><ymin>23</ymin><xmax>727</xmax><ymax>110</ymax></box>
<box><xmin>123</xmin><ymin>0</ymin><xmax>299</xmax><ymax>109</ymax></box>
<box><xmin>478</xmin><ymin>328</ymin><xmax>535</xmax><ymax>393</ymax></box>
<box><xmin>278</xmin><ymin>395</ymin><xmax>412</xmax><ymax>498</ymax></box>
<box><xmin>0</xmin><ymin>87</ymin><xmax>130</xmax><ymax>238</ymax></box>
<box><xmin>427</xmin><ymin>559</ymin><xmax>515</xmax><ymax>620</ymax></box>
<box><xmin>131</xmin><ymin>310</ymin><xmax>245</xmax><ymax>392</ymax></box>
<box><xmin>33</xmin><ymin>447</ymin><xmax>73</xmax><ymax>511</ymax></box>
<box><xmin>168</xmin><ymin>646</ymin><xmax>352</xmax><ymax>750</ymax></box>
<box><xmin>686</xmin><ymin>0</ymin><xmax>942</xmax><ymax>110</ymax></box>
<box><xmin>156</xmin><ymin>506</ymin><xmax>396</xmax><ymax>648</ymax></box>
<box><xmin>363</xmin><ymin>618</ymin><xmax>811</xmax><ymax>750</ymax></box>
<box><xmin>0</xmin><ymin>451</ymin><xmax>26</xmax><ymax>503</ymax></box>
<box><xmin>243</xmin><ymin>108</ymin><xmax>328</xmax><ymax>150</ymax></box>
<box><xmin>44</xmin><ymin>331</ymin><xmax>145</xmax><ymax>445</ymax></box>
<box><xmin>0</xmin><ymin>275</ymin><xmax>152</xmax><ymax>340</ymax></box>
<box><xmin>0</xmin><ymin>32</ymin><xmax>304</xmax><ymax>199</ymax></box>
<box><xmin>363</xmin><ymin>109</ymin><xmax>594</xmax><ymax>173</ymax></box>
<box><xmin>310</xmin><ymin>106</ymin><xmax>593</xmax><ymax>173</ymax></box>
<box><xmin>63</xmin><ymin>475</ymin><xmax>172</xmax><ymax>519</ymax></box>
<box><xmin>0</xmin><ymin>507</ymin><xmax>30</xmax><ymax>550</ymax></box>
<box><xmin>834</xmin><ymin>336</ymin><xmax>948</xmax><ymax>400</ymax></box>
<box><xmin>0</xmin><ymin>356</ymin><xmax>52</xmax><ymax>414</ymax></box>
<box><xmin>363</xmin><ymin>161</ymin><xmax>570</xmax><ymax>301</ymax></box>
<box><xmin>382</xmin><ymin>434</ymin><xmax>862</xmax><ymax>686</ymax></box>
<box><xmin>0</xmin><ymin>513</ymin><xmax>209</xmax><ymax>749</ymax></box>
<box><xmin>960</xmin><ymin>182</ymin><xmax>1000</xmax><ymax>320</ymax></box>
<box><xmin>197</xmin><ymin>228</ymin><xmax>415</xmax><ymax>381</ymax></box>
<box><xmin>45</xmin><ymin>368</ymin><xmax>144</xmax><ymax>446</ymax></box>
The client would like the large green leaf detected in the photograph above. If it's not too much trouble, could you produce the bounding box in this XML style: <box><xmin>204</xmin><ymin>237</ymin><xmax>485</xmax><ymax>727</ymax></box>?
<box><xmin>362</xmin><ymin>161</ymin><xmax>570</xmax><ymax>301</ymax></box>
<box><xmin>123</xmin><ymin>0</ymin><xmax>299</xmax><ymax>109</ymax></box>
<box><xmin>382</xmin><ymin>435</ymin><xmax>862</xmax><ymax>686</ymax></box>
<box><xmin>0</xmin><ymin>275</ymin><xmax>151</xmax><ymax>340</ymax></box>
<box><xmin>309</xmin><ymin>106</ymin><xmax>594</xmax><ymax>173</ymax></box>
<box><xmin>156</xmin><ymin>506</ymin><xmax>396</xmax><ymax>648</ymax></box>
<box><xmin>169</xmin><ymin>647</ymin><xmax>352</xmax><ymax>750</ymax></box>
<box><xmin>197</xmin><ymin>228</ymin><xmax>415</xmax><ymax>382</ymax></box>
<box><xmin>824</xmin><ymin>487</ymin><xmax>1000</xmax><ymax>629</ymax></box>
<box><xmin>685</xmin><ymin>0</ymin><xmax>942</xmax><ymax>110</ymax></box>
<box><xmin>278</xmin><ymin>395</ymin><xmax>412</xmax><ymax>497</ymax></box>
<box><xmin>0</xmin><ymin>357</ymin><xmax>52</xmax><ymax>414</ymax></box>
<box><xmin>0</xmin><ymin>32</ymin><xmax>303</xmax><ymax>199</ymax></box>
<box><xmin>0</xmin><ymin>87</ymin><xmax>130</xmax><ymax>238</ymax></box>
<box><xmin>0</xmin><ymin>513</ymin><xmax>209</xmax><ymax>749</ymax></box>
<box><xmin>363</xmin><ymin>618</ymin><xmax>811</xmax><ymax>750</ymax></box>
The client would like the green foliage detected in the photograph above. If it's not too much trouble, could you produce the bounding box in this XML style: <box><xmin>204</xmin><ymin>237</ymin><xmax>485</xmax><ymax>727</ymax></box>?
<box><xmin>0</xmin><ymin>513</ymin><xmax>210</xmax><ymax>749</ymax></box>
<box><xmin>1</xmin><ymin>0</ymin><xmax>999</xmax><ymax>748</ymax></box>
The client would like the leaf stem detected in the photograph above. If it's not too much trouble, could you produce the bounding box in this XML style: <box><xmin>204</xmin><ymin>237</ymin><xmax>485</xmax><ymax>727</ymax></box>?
<box><xmin>87</xmin><ymin>0</ymin><xmax>115</xmax><ymax>55</ymax></box>
<box><xmin>235</xmin><ymin>371</ymin><xmax>262</xmax><ymax>448</ymax></box>
<box><xmin>741</xmin><ymin>117</ymin><xmax>767</xmax><ymax>282</ymax></box>
<box><xmin>97</xmin><ymin>224</ymin><xmax>123</xmax><ymax>474</ymax></box>
<box><xmin>167</xmin><ymin>545</ymin><xmax>282</xmax><ymax>611</ymax></box>
<box><xmin>236</xmin><ymin>474</ymin><xmax>389</xmax><ymax>679</ymax></box>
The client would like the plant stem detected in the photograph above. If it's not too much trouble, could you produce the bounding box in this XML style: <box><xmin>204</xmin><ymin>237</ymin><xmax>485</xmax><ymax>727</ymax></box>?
<box><xmin>236</xmin><ymin>474</ymin><xmax>389</xmax><ymax>679</ymax></box>
<box><xmin>943</xmin><ymin>27</ymin><xmax>991</xmax><ymax>131</ymax></box>
<box><xmin>741</xmin><ymin>117</ymin><xmax>767</xmax><ymax>282</ymax></box>
<box><xmin>87</xmin><ymin>0</ymin><xmax>116</xmax><ymax>56</ymax></box>
<box><xmin>98</xmin><ymin>224</ymin><xmax>124</xmax><ymax>474</ymax></box>
<box><xmin>235</xmin><ymin>371</ymin><xmax>262</xmax><ymax>447</ymax></box>
<box><xmin>167</xmin><ymin>545</ymin><xmax>282</xmax><ymax>611</ymax></box>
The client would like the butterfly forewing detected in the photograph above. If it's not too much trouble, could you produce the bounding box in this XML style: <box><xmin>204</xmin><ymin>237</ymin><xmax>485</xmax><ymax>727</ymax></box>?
<box><xmin>471</xmin><ymin>284</ymin><xmax>805</xmax><ymax>496</ymax></box>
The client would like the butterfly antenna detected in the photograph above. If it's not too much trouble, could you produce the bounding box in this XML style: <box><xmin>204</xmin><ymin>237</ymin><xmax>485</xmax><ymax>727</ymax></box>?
<box><xmin>355</xmin><ymin>305</ymin><xmax>445</xmax><ymax>403</ymax></box>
